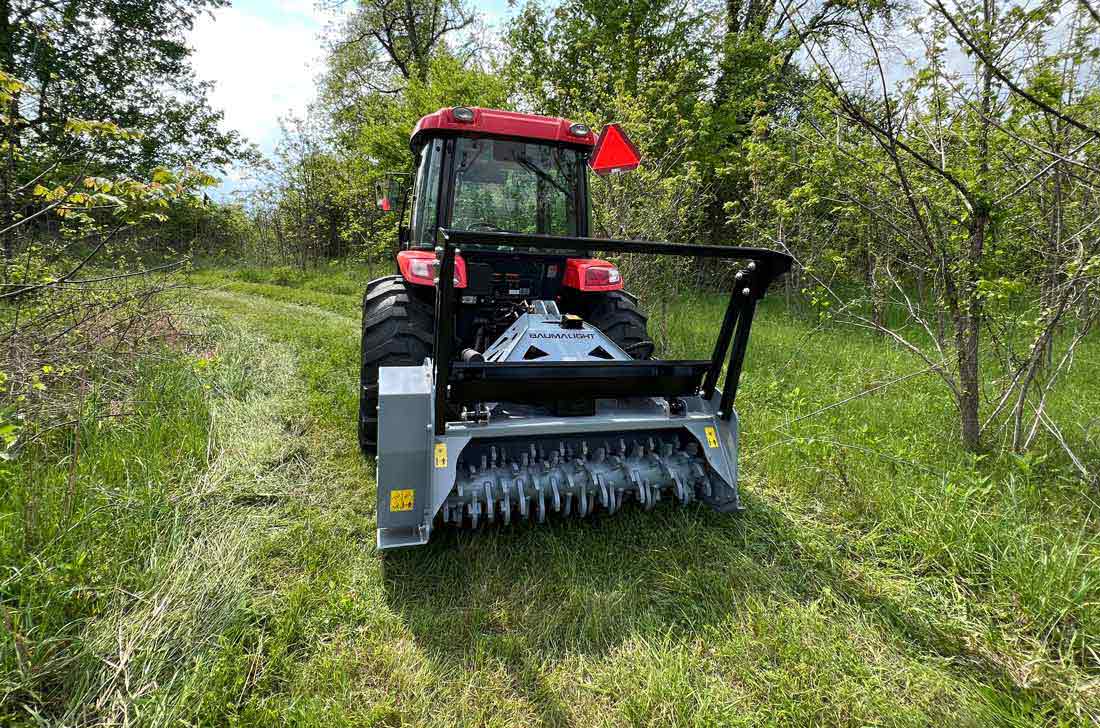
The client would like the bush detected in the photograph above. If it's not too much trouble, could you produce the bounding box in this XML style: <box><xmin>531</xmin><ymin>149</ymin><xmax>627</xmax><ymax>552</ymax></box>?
<box><xmin>270</xmin><ymin>265</ymin><xmax>306</xmax><ymax>287</ymax></box>
<box><xmin>234</xmin><ymin>267</ymin><xmax>270</xmax><ymax>284</ymax></box>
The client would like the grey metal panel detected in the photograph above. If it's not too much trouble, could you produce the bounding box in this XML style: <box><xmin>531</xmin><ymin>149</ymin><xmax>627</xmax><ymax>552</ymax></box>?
<box><xmin>483</xmin><ymin>304</ymin><xmax>631</xmax><ymax>362</ymax></box>
<box><xmin>376</xmin><ymin>363</ymin><xmax>433</xmax><ymax>548</ymax></box>
<box><xmin>427</xmin><ymin>432</ymin><xmax>472</xmax><ymax>539</ymax></box>
<box><xmin>681</xmin><ymin>390</ymin><xmax>741</xmax><ymax>510</ymax></box>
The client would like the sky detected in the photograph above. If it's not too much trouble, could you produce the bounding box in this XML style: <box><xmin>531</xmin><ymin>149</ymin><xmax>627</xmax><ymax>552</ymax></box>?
<box><xmin>189</xmin><ymin>0</ymin><xmax>518</xmax><ymax>198</ymax></box>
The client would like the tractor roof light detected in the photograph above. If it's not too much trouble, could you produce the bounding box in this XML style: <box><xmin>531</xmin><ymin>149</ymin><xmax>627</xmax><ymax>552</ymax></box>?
<box><xmin>569</xmin><ymin>123</ymin><xmax>590</xmax><ymax>137</ymax></box>
<box><xmin>562</xmin><ymin>259</ymin><xmax>623</xmax><ymax>292</ymax></box>
<box><xmin>398</xmin><ymin>249</ymin><xmax>467</xmax><ymax>289</ymax></box>
<box><xmin>452</xmin><ymin>106</ymin><xmax>475</xmax><ymax>122</ymax></box>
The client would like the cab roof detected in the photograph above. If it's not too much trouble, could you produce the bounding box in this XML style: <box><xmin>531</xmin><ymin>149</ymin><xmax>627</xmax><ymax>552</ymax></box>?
<box><xmin>411</xmin><ymin>107</ymin><xmax>597</xmax><ymax>149</ymax></box>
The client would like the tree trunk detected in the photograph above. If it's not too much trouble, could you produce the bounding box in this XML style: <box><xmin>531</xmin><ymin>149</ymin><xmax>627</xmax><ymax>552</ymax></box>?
<box><xmin>954</xmin><ymin>0</ymin><xmax>996</xmax><ymax>453</ymax></box>
<box><xmin>0</xmin><ymin>0</ymin><xmax>17</xmax><ymax>268</ymax></box>
<box><xmin>957</xmin><ymin>223</ymin><xmax>984</xmax><ymax>452</ymax></box>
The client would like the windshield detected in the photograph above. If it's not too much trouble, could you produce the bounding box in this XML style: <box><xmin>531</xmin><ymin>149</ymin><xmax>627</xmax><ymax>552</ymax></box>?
<box><xmin>452</xmin><ymin>138</ymin><xmax>582</xmax><ymax>236</ymax></box>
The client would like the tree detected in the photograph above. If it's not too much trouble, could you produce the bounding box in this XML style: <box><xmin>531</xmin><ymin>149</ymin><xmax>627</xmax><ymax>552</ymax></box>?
<box><xmin>505</xmin><ymin>0</ymin><xmax>711</xmax><ymax>127</ymax></box>
<box><xmin>503</xmin><ymin>0</ymin><xmax>873</xmax><ymax>246</ymax></box>
<box><xmin>0</xmin><ymin>0</ymin><xmax>247</xmax><ymax>261</ymax></box>
<box><xmin>753</xmin><ymin>0</ymin><xmax>1100</xmax><ymax>461</ymax></box>
<box><xmin>326</xmin><ymin>0</ymin><xmax>478</xmax><ymax>95</ymax></box>
<box><xmin>0</xmin><ymin>0</ymin><xmax>243</xmax><ymax>172</ymax></box>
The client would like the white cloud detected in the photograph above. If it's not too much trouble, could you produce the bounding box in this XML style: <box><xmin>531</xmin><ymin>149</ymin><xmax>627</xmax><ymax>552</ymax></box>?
<box><xmin>189</xmin><ymin>1</ymin><xmax>343</xmax><ymax>195</ymax></box>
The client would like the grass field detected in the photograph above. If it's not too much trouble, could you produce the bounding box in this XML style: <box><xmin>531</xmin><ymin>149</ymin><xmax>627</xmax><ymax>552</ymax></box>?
<box><xmin>2</xmin><ymin>262</ymin><xmax>1099</xmax><ymax>726</ymax></box>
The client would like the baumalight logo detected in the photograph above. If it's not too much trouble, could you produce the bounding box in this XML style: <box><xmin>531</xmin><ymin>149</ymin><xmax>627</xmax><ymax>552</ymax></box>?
<box><xmin>529</xmin><ymin>332</ymin><xmax>595</xmax><ymax>340</ymax></box>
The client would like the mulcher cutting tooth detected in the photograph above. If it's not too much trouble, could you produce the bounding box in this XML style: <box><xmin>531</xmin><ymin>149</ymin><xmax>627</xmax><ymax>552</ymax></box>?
<box><xmin>550</xmin><ymin>476</ymin><xmax>562</xmax><ymax>513</ymax></box>
<box><xmin>435</xmin><ymin>426</ymin><xmax>734</xmax><ymax>536</ymax></box>
<box><xmin>516</xmin><ymin>478</ymin><xmax>528</xmax><ymax>518</ymax></box>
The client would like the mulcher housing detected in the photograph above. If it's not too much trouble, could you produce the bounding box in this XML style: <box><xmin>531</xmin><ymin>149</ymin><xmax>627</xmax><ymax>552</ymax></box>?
<box><xmin>366</xmin><ymin>107</ymin><xmax>792</xmax><ymax>549</ymax></box>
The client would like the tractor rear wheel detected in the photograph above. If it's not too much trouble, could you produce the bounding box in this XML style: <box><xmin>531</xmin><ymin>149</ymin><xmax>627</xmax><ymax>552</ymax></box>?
<box><xmin>579</xmin><ymin>291</ymin><xmax>655</xmax><ymax>359</ymax></box>
<box><xmin>359</xmin><ymin>276</ymin><xmax>434</xmax><ymax>456</ymax></box>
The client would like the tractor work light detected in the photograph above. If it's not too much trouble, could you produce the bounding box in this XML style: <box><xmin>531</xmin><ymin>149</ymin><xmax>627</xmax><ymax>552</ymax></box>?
<box><xmin>452</xmin><ymin>106</ymin><xmax>475</xmax><ymax>122</ymax></box>
<box><xmin>562</xmin><ymin>258</ymin><xmax>623</xmax><ymax>291</ymax></box>
<box><xmin>569</xmin><ymin>123</ymin><xmax>590</xmax><ymax>137</ymax></box>
<box><xmin>397</xmin><ymin>249</ymin><xmax>467</xmax><ymax>288</ymax></box>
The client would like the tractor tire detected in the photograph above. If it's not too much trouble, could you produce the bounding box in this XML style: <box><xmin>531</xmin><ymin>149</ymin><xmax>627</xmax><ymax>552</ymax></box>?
<box><xmin>359</xmin><ymin>276</ymin><xmax>434</xmax><ymax>456</ymax></box>
<box><xmin>581</xmin><ymin>291</ymin><xmax>655</xmax><ymax>359</ymax></box>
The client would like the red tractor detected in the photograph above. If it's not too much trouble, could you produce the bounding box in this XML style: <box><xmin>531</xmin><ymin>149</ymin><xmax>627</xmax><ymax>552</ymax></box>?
<box><xmin>361</xmin><ymin>106</ymin><xmax>791</xmax><ymax>549</ymax></box>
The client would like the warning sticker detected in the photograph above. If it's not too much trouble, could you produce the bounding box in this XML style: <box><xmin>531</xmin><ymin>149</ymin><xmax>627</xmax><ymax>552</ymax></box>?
<box><xmin>434</xmin><ymin>442</ymin><xmax>447</xmax><ymax>468</ymax></box>
<box><xmin>704</xmin><ymin>426</ymin><xmax>719</xmax><ymax>449</ymax></box>
<box><xmin>390</xmin><ymin>489</ymin><xmax>414</xmax><ymax>512</ymax></box>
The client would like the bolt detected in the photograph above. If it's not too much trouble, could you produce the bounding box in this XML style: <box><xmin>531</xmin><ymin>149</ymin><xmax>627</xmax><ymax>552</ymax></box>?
<box><xmin>747</xmin><ymin>261</ymin><xmax>757</xmax><ymax>271</ymax></box>
<box><xmin>735</xmin><ymin>271</ymin><xmax>744</xmax><ymax>281</ymax></box>
<box><xmin>742</xmin><ymin>287</ymin><xmax>751</xmax><ymax>296</ymax></box>
<box><xmin>434</xmin><ymin>246</ymin><xmax>443</xmax><ymax>254</ymax></box>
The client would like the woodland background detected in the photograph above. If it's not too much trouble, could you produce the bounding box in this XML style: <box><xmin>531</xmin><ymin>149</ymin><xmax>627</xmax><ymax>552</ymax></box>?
<box><xmin>2</xmin><ymin>0</ymin><xmax>1100</xmax><ymax>724</ymax></box>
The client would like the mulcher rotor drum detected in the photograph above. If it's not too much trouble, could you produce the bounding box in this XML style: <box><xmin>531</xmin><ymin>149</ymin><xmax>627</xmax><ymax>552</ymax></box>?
<box><xmin>446</xmin><ymin>433</ymin><xmax>714</xmax><ymax>528</ymax></box>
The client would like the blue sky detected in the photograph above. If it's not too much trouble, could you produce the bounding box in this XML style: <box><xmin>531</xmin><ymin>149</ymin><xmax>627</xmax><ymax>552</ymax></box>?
<box><xmin>189</xmin><ymin>0</ymin><xmax>519</xmax><ymax>197</ymax></box>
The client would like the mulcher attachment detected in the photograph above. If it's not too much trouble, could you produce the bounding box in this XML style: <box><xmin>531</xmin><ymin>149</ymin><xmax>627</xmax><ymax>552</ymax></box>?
<box><xmin>445</xmin><ymin>435</ymin><xmax>713</xmax><ymax>528</ymax></box>
<box><xmin>372</xmin><ymin>229</ymin><xmax>792</xmax><ymax>550</ymax></box>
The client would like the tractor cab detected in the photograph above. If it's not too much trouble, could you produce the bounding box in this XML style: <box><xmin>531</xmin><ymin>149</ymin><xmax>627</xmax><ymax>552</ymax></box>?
<box><xmin>409</xmin><ymin>129</ymin><xmax>589</xmax><ymax>246</ymax></box>
<box><xmin>376</xmin><ymin>107</ymin><xmax>644</xmax><ymax>311</ymax></box>
<box><xmin>371</xmin><ymin>107</ymin><xmax>646</xmax><ymax>356</ymax></box>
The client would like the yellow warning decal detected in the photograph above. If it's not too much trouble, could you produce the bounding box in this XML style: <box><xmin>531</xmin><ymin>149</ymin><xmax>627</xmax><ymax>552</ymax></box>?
<box><xmin>434</xmin><ymin>442</ymin><xmax>448</xmax><ymax>468</ymax></box>
<box><xmin>390</xmin><ymin>489</ymin><xmax>415</xmax><ymax>512</ymax></box>
<box><xmin>704</xmin><ymin>426</ymin><xmax>719</xmax><ymax>449</ymax></box>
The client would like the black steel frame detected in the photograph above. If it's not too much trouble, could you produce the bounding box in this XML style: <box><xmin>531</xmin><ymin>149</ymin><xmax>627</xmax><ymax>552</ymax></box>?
<box><xmin>432</xmin><ymin>228</ymin><xmax>792</xmax><ymax>436</ymax></box>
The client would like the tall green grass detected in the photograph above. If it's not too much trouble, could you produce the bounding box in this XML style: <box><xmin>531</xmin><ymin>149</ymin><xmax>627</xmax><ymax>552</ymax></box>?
<box><xmin>1</xmin><ymin>263</ymin><xmax>1097</xmax><ymax>725</ymax></box>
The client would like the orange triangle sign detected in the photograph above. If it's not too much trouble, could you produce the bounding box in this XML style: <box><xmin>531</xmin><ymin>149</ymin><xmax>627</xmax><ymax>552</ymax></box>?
<box><xmin>589</xmin><ymin>123</ymin><xmax>641</xmax><ymax>176</ymax></box>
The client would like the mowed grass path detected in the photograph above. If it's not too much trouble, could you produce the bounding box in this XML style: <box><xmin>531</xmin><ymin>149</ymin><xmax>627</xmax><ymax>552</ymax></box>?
<box><xmin>76</xmin><ymin>266</ymin><xmax>1098</xmax><ymax>725</ymax></box>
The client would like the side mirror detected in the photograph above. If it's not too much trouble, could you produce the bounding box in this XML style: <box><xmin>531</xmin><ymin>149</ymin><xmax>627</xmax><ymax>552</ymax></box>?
<box><xmin>376</xmin><ymin>175</ymin><xmax>407</xmax><ymax>212</ymax></box>
<box><xmin>375</xmin><ymin>180</ymin><xmax>395</xmax><ymax>211</ymax></box>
